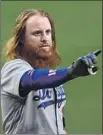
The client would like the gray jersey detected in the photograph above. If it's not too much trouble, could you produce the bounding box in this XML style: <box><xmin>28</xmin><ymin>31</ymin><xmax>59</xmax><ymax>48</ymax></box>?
<box><xmin>1</xmin><ymin>59</ymin><xmax>66</xmax><ymax>134</ymax></box>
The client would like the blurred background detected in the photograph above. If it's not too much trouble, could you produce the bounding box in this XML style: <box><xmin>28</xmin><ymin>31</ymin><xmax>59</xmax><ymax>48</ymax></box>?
<box><xmin>1</xmin><ymin>1</ymin><xmax>102</xmax><ymax>134</ymax></box>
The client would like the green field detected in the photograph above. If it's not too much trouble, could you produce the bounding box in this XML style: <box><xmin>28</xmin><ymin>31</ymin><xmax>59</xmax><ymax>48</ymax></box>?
<box><xmin>1</xmin><ymin>1</ymin><xmax>102</xmax><ymax>134</ymax></box>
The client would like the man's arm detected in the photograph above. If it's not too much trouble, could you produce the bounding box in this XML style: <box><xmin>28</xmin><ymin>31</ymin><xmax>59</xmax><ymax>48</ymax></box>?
<box><xmin>19</xmin><ymin>68</ymin><xmax>73</xmax><ymax>97</ymax></box>
<box><xmin>19</xmin><ymin>51</ymin><xmax>101</xmax><ymax>97</ymax></box>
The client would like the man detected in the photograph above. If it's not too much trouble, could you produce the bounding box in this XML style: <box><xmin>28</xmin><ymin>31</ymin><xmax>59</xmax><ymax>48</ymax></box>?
<box><xmin>1</xmin><ymin>9</ymin><xmax>101</xmax><ymax>134</ymax></box>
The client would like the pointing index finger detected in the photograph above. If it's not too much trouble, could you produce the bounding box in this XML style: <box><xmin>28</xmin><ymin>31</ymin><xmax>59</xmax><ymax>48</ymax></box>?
<box><xmin>93</xmin><ymin>49</ymin><xmax>102</xmax><ymax>56</ymax></box>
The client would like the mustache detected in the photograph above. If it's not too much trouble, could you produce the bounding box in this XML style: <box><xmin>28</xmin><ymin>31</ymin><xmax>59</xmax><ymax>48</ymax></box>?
<box><xmin>39</xmin><ymin>43</ymin><xmax>51</xmax><ymax>47</ymax></box>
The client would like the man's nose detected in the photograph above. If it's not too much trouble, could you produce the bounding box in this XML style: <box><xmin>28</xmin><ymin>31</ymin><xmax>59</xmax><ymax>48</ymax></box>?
<box><xmin>41</xmin><ymin>33</ymin><xmax>48</xmax><ymax>42</ymax></box>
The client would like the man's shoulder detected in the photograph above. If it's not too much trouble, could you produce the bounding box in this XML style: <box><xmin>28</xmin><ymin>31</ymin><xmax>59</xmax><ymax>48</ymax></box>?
<box><xmin>2</xmin><ymin>59</ymin><xmax>29</xmax><ymax>66</ymax></box>
<box><xmin>1</xmin><ymin>59</ymin><xmax>32</xmax><ymax>72</ymax></box>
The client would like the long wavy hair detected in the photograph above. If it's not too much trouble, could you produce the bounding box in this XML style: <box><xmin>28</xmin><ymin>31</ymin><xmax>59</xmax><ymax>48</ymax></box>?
<box><xmin>5</xmin><ymin>9</ymin><xmax>61</xmax><ymax>68</ymax></box>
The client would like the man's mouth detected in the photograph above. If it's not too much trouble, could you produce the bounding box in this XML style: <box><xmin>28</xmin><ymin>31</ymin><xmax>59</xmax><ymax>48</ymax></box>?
<box><xmin>40</xmin><ymin>45</ymin><xmax>50</xmax><ymax>48</ymax></box>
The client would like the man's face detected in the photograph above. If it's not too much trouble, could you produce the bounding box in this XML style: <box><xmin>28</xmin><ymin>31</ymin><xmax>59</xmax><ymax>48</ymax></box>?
<box><xmin>23</xmin><ymin>15</ymin><xmax>53</xmax><ymax>59</ymax></box>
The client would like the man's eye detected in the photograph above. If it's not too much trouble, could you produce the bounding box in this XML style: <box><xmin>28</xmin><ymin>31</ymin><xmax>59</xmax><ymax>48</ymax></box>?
<box><xmin>46</xmin><ymin>30</ymin><xmax>51</xmax><ymax>34</ymax></box>
<box><xmin>33</xmin><ymin>31</ymin><xmax>41</xmax><ymax>36</ymax></box>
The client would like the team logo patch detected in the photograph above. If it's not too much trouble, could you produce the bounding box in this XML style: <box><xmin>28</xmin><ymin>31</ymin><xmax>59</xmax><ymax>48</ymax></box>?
<box><xmin>48</xmin><ymin>69</ymin><xmax>56</xmax><ymax>76</ymax></box>
<box><xmin>33</xmin><ymin>87</ymin><xmax>66</xmax><ymax>109</ymax></box>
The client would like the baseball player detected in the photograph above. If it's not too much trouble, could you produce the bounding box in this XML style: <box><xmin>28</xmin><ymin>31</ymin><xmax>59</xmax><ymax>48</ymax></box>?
<box><xmin>1</xmin><ymin>9</ymin><xmax>101</xmax><ymax>134</ymax></box>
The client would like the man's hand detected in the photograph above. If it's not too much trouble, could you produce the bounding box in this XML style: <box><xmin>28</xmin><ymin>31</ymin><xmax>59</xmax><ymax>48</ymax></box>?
<box><xmin>68</xmin><ymin>49</ymin><xmax>102</xmax><ymax>78</ymax></box>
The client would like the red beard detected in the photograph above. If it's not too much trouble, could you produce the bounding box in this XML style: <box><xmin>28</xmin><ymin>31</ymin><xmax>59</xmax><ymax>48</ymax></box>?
<box><xmin>22</xmin><ymin>45</ymin><xmax>59</xmax><ymax>69</ymax></box>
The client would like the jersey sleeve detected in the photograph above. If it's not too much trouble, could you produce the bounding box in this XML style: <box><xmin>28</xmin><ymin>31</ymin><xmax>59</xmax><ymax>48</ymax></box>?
<box><xmin>1</xmin><ymin>59</ymin><xmax>33</xmax><ymax>98</ymax></box>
